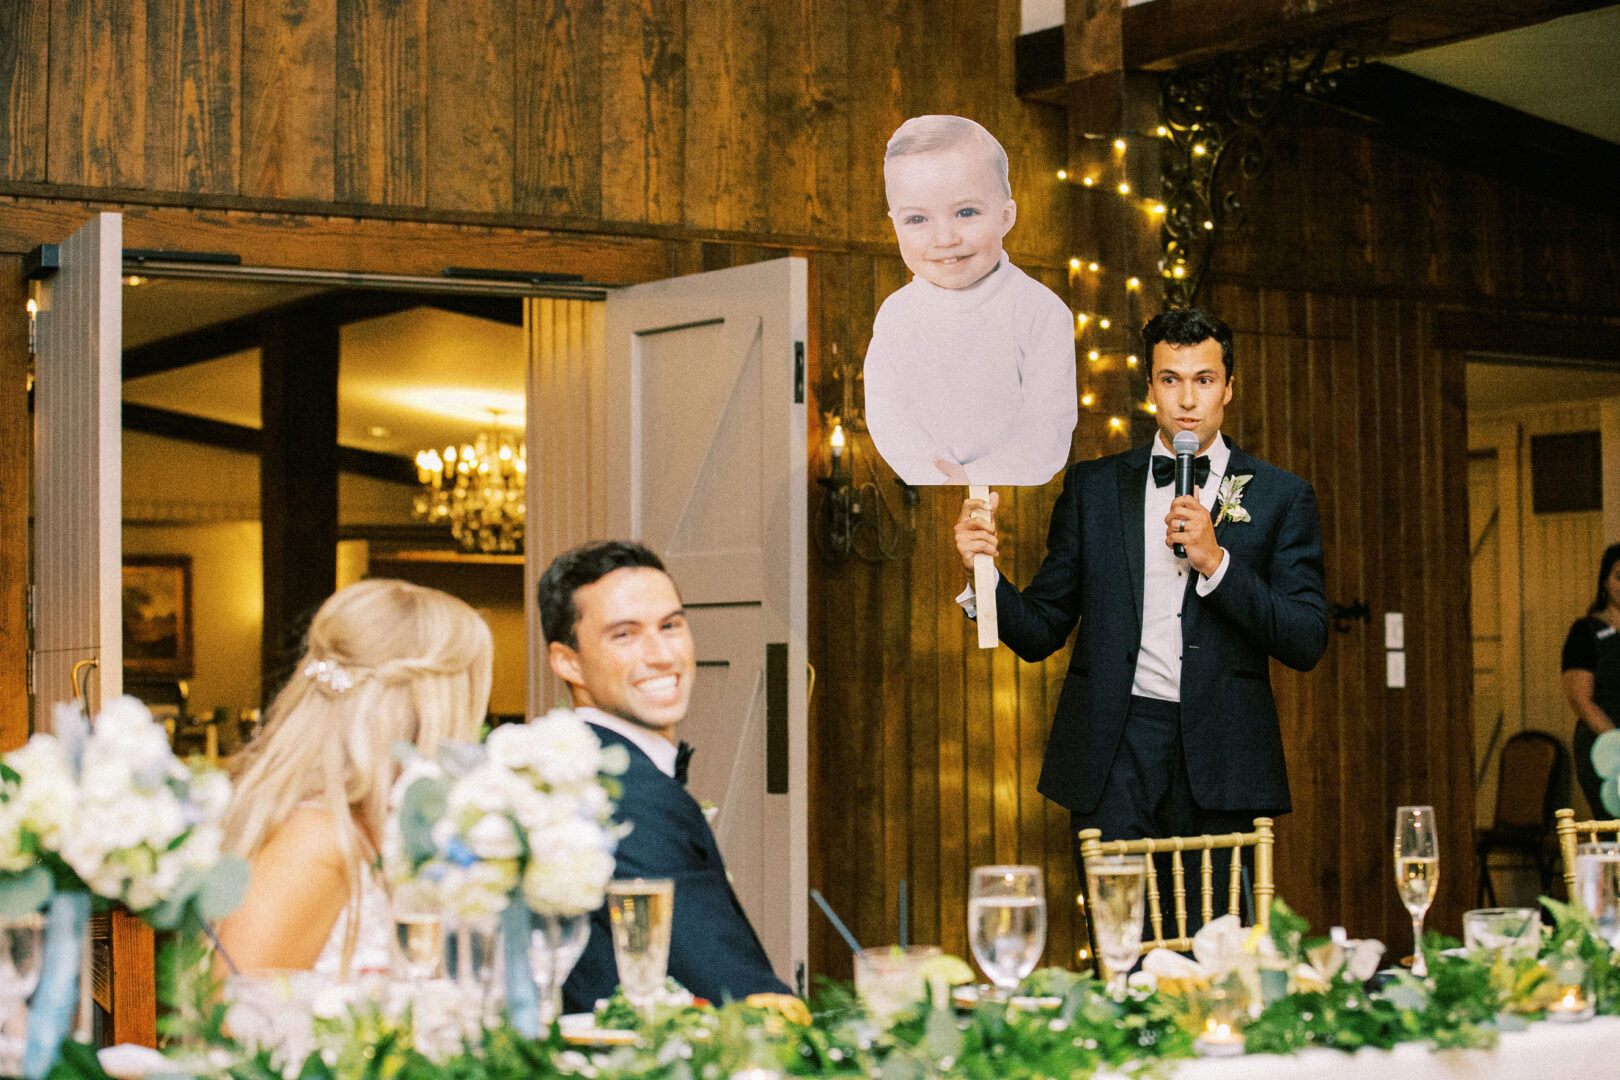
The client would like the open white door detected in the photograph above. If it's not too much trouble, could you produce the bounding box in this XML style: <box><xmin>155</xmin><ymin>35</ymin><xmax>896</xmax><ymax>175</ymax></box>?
<box><xmin>32</xmin><ymin>213</ymin><xmax>123</xmax><ymax>722</ymax></box>
<box><xmin>605</xmin><ymin>258</ymin><xmax>809</xmax><ymax>987</ymax></box>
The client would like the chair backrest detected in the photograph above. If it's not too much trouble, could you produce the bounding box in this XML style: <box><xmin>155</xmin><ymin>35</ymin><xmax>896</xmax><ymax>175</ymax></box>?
<box><xmin>1077</xmin><ymin>817</ymin><xmax>1273</xmax><ymax>954</ymax></box>
<box><xmin>1493</xmin><ymin>730</ymin><xmax>1568</xmax><ymax>831</ymax></box>
<box><xmin>1555</xmin><ymin>807</ymin><xmax>1620</xmax><ymax>898</ymax></box>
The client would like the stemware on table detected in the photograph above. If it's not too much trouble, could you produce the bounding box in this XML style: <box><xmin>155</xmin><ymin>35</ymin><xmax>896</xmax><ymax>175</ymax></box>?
<box><xmin>967</xmin><ymin>865</ymin><xmax>1047</xmax><ymax>996</ymax></box>
<box><xmin>606</xmin><ymin>878</ymin><xmax>674</xmax><ymax>1020</ymax></box>
<box><xmin>1573</xmin><ymin>841</ymin><xmax>1620</xmax><ymax>951</ymax></box>
<box><xmin>1393</xmin><ymin>805</ymin><xmax>1439</xmax><ymax>978</ymax></box>
<box><xmin>530</xmin><ymin>912</ymin><xmax>591</xmax><ymax>1026</ymax></box>
<box><xmin>1085</xmin><ymin>855</ymin><xmax>1146</xmax><ymax>997</ymax></box>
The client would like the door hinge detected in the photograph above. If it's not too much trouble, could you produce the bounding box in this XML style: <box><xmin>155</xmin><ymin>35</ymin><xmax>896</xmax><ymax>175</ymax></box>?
<box><xmin>26</xmin><ymin>585</ymin><xmax>36</xmax><ymax>634</ymax></box>
<box><xmin>793</xmin><ymin>341</ymin><xmax>805</xmax><ymax>404</ymax></box>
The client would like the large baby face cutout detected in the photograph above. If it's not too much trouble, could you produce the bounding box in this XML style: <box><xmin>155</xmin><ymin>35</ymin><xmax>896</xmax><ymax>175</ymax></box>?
<box><xmin>863</xmin><ymin>115</ymin><xmax>1076</xmax><ymax>487</ymax></box>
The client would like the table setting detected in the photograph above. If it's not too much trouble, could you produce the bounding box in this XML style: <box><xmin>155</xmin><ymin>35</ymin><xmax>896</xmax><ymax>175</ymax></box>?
<box><xmin>2</xmin><ymin>699</ymin><xmax>1619</xmax><ymax>1080</ymax></box>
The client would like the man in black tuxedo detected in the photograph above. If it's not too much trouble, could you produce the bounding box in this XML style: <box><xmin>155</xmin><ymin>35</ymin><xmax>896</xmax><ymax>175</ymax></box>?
<box><xmin>954</xmin><ymin>308</ymin><xmax>1328</xmax><ymax>869</ymax></box>
<box><xmin>541</xmin><ymin>540</ymin><xmax>792</xmax><ymax>1011</ymax></box>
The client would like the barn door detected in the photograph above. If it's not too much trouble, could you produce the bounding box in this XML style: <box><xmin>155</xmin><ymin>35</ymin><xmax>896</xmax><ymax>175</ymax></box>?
<box><xmin>604</xmin><ymin>258</ymin><xmax>808</xmax><ymax>985</ymax></box>
<box><xmin>32</xmin><ymin>212</ymin><xmax>124</xmax><ymax>724</ymax></box>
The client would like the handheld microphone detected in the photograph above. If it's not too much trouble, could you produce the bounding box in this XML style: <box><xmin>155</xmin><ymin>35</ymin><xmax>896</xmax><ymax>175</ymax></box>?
<box><xmin>1172</xmin><ymin>430</ymin><xmax>1201</xmax><ymax>558</ymax></box>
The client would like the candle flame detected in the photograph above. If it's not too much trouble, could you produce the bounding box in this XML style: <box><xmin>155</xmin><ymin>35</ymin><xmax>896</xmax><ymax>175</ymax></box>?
<box><xmin>831</xmin><ymin>424</ymin><xmax>845</xmax><ymax>450</ymax></box>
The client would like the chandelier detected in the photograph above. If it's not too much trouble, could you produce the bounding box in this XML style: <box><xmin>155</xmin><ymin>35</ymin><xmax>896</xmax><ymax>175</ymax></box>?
<box><xmin>413</xmin><ymin>412</ymin><xmax>526</xmax><ymax>553</ymax></box>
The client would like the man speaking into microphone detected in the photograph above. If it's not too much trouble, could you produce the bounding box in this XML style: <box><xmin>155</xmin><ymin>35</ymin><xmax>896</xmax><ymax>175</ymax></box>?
<box><xmin>954</xmin><ymin>308</ymin><xmax>1328</xmax><ymax>881</ymax></box>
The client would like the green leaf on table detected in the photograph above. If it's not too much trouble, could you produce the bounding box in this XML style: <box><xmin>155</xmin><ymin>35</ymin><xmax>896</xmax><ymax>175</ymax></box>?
<box><xmin>0</xmin><ymin>865</ymin><xmax>53</xmax><ymax>916</ymax></box>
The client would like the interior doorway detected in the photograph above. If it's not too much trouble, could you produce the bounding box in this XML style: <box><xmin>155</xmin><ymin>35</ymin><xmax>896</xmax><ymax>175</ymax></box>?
<box><xmin>1467</xmin><ymin>357</ymin><xmax>1620</xmax><ymax>904</ymax></box>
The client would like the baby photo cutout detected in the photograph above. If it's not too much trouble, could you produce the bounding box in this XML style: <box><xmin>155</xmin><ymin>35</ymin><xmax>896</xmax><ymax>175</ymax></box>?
<box><xmin>864</xmin><ymin>115</ymin><xmax>1078</xmax><ymax>646</ymax></box>
<box><xmin>864</xmin><ymin>114</ymin><xmax>1077</xmax><ymax>489</ymax></box>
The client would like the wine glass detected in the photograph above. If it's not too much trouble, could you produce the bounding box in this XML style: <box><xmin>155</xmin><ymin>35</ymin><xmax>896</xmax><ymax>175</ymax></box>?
<box><xmin>606</xmin><ymin>879</ymin><xmax>674</xmax><ymax>1020</ymax></box>
<box><xmin>1085</xmin><ymin>855</ymin><xmax>1146</xmax><ymax>997</ymax></box>
<box><xmin>1573</xmin><ymin>842</ymin><xmax>1620</xmax><ymax>951</ymax></box>
<box><xmin>968</xmin><ymin>865</ymin><xmax>1046</xmax><ymax>996</ymax></box>
<box><xmin>530</xmin><ymin>911</ymin><xmax>591</xmax><ymax>1026</ymax></box>
<box><xmin>391</xmin><ymin>893</ymin><xmax>446</xmax><ymax>981</ymax></box>
<box><xmin>1393</xmin><ymin>805</ymin><xmax>1439</xmax><ymax>977</ymax></box>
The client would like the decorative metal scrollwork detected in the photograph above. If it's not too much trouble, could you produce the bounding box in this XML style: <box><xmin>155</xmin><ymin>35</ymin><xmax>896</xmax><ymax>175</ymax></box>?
<box><xmin>1158</xmin><ymin>28</ymin><xmax>1376</xmax><ymax>308</ymax></box>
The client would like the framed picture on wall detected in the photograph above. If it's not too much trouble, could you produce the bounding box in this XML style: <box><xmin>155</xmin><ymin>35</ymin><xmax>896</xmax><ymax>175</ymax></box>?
<box><xmin>123</xmin><ymin>556</ymin><xmax>193</xmax><ymax>678</ymax></box>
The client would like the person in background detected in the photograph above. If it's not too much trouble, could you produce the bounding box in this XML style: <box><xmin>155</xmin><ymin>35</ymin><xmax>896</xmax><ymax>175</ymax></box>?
<box><xmin>1562</xmin><ymin>542</ymin><xmax>1620</xmax><ymax>816</ymax></box>
<box><xmin>218</xmin><ymin>579</ymin><xmax>493</xmax><ymax>976</ymax></box>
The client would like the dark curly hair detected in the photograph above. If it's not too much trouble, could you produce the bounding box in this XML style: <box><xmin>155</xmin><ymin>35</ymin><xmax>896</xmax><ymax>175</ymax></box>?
<box><xmin>538</xmin><ymin>540</ymin><xmax>668</xmax><ymax>648</ymax></box>
<box><xmin>1142</xmin><ymin>308</ymin><xmax>1234</xmax><ymax>379</ymax></box>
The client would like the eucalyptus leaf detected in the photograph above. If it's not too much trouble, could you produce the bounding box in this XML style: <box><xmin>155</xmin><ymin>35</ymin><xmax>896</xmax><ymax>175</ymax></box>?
<box><xmin>400</xmin><ymin>778</ymin><xmax>448</xmax><ymax>865</ymax></box>
<box><xmin>199</xmin><ymin>856</ymin><xmax>250</xmax><ymax>921</ymax></box>
<box><xmin>0</xmin><ymin>867</ymin><xmax>53</xmax><ymax>917</ymax></box>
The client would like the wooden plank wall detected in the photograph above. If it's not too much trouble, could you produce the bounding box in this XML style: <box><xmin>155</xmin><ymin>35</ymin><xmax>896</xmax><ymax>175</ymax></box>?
<box><xmin>1</xmin><ymin>0</ymin><xmax>1616</xmax><ymax>981</ymax></box>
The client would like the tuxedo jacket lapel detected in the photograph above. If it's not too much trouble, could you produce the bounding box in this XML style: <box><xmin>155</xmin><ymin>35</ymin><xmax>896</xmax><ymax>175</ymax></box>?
<box><xmin>1187</xmin><ymin>438</ymin><xmax>1255</xmax><ymax>636</ymax></box>
<box><xmin>1117</xmin><ymin>446</ymin><xmax>1151</xmax><ymax>631</ymax></box>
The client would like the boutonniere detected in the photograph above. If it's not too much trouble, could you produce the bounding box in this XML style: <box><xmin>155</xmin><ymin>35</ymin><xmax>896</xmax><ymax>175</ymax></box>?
<box><xmin>1214</xmin><ymin>473</ymin><xmax>1253</xmax><ymax>525</ymax></box>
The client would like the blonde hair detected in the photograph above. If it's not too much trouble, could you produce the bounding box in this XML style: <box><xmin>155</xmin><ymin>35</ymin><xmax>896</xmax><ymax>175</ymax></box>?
<box><xmin>885</xmin><ymin>114</ymin><xmax>1011</xmax><ymax>199</ymax></box>
<box><xmin>223</xmin><ymin>579</ymin><xmax>493</xmax><ymax>967</ymax></box>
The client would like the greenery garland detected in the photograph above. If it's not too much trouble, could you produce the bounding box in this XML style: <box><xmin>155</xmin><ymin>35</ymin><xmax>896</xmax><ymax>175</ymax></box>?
<box><xmin>44</xmin><ymin>896</ymin><xmax>1618</xmax><ymax>1080</ymax></box>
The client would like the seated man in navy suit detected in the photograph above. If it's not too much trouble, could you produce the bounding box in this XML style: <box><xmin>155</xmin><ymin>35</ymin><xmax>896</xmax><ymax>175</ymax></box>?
<box><xmin>543</xmin><ymin>540</ymin><xmax>793</xmax><ymax>1011</ymax></box>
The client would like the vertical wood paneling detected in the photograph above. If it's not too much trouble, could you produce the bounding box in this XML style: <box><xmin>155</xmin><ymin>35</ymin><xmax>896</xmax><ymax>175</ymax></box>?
<box><xmin>0</xmin><ymin>259</ymin><xmax>29</xmax><ymax>748</ymax></box>
<box><xmin>765</xmin><ymin>0</ymin><xmax>848</xmax><ymax>238</ymax></box>
<box><xmin>47</xmin><ymin>0</ymin><xmax>147</xmax><ymax>187</ymax></box>
<box><xmin>525</xmin><ymin>297</ymin><xmax>607</xmax><ymax>714</ymax></box>
<box><xmin>600</xmin><ymin>0</ymin><xmax>685</xmax><ymax>225</ymax></box>
<box><xmin>844</xmin><ymin>0</ymin><xmax>904</xmax><ymax>246</ymax></box>
<box><xmin>145</xmin><ymin>0</ymin><xmax>240</xmax><ymax>194</ymax></box>
<box><xmin>682</xmin><ymin>0</ymin><xmax>767</xmax><ymax>233</ymax></box>
<box><xmin>335</xmin><ymin>0</ymin><xmax>428</xmax><ymax>206</ymax></box>
<box><xmin>33</xmin><ymin>213</ymin><xmax>123</xmax><ymax>716</ymax></box>
<box><xmin>514</xmin><ymin>0</ymin><xmax>601</xmax><ymax>218</ymax></box>
<box><xmin>426</xmin><ymin>1</ymin><xmax>513</xmax><ymax>212</ymax></box>
<box><xmin>241</xmin><ymin>0</ymin><xmax>337</xmax><ymax>200</ymax></box>
<box><xmin>0</xmin><ymin>0</ymin><xmax>49</xmax><ymax>181</ymax></box>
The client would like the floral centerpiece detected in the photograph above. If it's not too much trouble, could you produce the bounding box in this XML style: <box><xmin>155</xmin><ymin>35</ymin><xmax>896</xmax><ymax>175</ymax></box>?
<box><xmin>0</xmin><ymin>696</ymin><xmax>246</xmax><ymax>1079</ymax></box>
<box><xmin>382</xmin><ymin>709</ymin><xmax>629</xmax><ymax>927</ymax></box>
<box><xmin>0</xmin><ymin>695</ymin><xmax>246</xmax><ymax>927</ymax></box>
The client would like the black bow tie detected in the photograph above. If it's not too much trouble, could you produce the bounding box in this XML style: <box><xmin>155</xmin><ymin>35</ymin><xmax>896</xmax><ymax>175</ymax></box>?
<box><xmin>674</xmin><ymin>740</ymin><xmax>694</xmax><ymax>785</ymax></box>
<box><xmin>1152</xmin><ymin>454</ymin><xmax>1210</xmax><ymax>489</ymax></box>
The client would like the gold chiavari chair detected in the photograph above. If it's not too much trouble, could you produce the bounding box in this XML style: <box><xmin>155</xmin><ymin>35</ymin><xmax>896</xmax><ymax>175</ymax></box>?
<box><xmin>1555</xmin><ymin>807</ymin><xmax>1620</xmax><ymax>898</ymax></box>
<box><xmin>1078</xmin><ymin>818</ymin><xmax>1275</xmax><ymax>954</ymax></box>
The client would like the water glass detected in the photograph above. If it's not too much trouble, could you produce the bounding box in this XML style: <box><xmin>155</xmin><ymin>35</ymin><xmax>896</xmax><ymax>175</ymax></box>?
<box><xmin>853</xmin><ymin>945</ymin><xmax>941</xmax><ymax>1023</ymax></box>
<box><xmin>0</xmin><ymin>914</ymin><xmax>44</xmax><ymax>1072</ymax></box>
<box><xmin>1393</xmin><ymin>805</ymin><xmax>1438</xmax><ymax>977</ymax></box>
<box><xmin>1461</xmin><ymin>907</ymin><xmax>1540</xmax><ymax>961</ymax></box>
<box><xmin>1573</xmin><ymin>842</ymin><xmax>1620</xmax><ymax>951</ymax></box>
<box><xmin>530</xmin><ymin>911</ymin><xmax>591</xmax><ymax>1026</ymax></box>
<box><xmin>1085</xmin><ymin>855</ymin><xmax>1146</xmax><ymax>996</ymax></box>
<box><xmin>606</xmin><ymin>879</ymin><xmax>674</xmax><ymax>1019</ymax></box>
<box><xmin>967</xmin><ymin>865</ymin><xmax>1046</xmax><ymax>993</ymax></box>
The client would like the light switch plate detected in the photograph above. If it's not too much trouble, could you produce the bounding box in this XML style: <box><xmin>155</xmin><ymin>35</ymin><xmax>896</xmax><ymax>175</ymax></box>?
<box><xmin>1386</xmin><ymin>650</ymin><xmax>1406</xmax><ymax>689</ymax></box>
<box><xmin>1385</xmin><ymin>612</ymin><xmax>1404</xmax><ymax>650</ymax></box>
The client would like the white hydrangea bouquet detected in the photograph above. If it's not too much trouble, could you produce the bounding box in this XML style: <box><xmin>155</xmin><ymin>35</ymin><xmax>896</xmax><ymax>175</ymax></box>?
<box><xmin>0</xmin><ymin>695</ymin><xmax>247</xmax><ymax>927</ymax></box>
<box><xmin>383</xmin><ymin>708</ymin><xmax>629</xmax><ymax>927</ymax></box>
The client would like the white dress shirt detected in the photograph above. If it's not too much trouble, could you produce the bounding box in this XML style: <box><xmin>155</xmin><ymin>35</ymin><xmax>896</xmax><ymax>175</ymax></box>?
<box><xmin>1133</xmin><ymin>433</ymin><xmax>1230</xmax><ymax>701</ymax></box>
<box><xmin>574</xmin><ymin>706</ymin><xmax>678</xmax><ymax>778</ymax></box>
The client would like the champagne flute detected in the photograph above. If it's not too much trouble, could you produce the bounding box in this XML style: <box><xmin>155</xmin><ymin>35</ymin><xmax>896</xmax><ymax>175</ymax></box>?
<box><xmin>1085</xmin><ymin>855</ymin><xmax>1146</xmax><ymax>997</ymax></box>
<box><xmin>1393</xmin><ymin>805</ymin><xmax>1439</xmax><ymax>977</ymax></box>
<box><xmin>968</xmin><ymin>865</ymin><xmax>1046</xmax><ymax>996</ymax></box>
<box><xmin>391</xmin><ymin>892</ymin><xmax>446</xmax><ymax>981</ymax></box>
<box><xmin>1573</xmin><ymin>842</ymin><xmax>1620</xmax><ymax>951</ymax></box>
<box><xmin>606</xmin><ymin>879</ymin><xmax>674</xmax><ymax>1021</ymax></box>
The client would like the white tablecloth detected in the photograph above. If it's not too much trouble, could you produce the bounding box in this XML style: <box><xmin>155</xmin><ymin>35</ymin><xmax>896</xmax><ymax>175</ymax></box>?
<box><xmin>1123</xmin><ymin>1016</ymin><xmax>1620</xmax><ymax>1080</ymax></box>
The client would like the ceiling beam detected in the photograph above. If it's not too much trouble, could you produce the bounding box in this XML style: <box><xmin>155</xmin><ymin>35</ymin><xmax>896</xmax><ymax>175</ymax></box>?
<box><xmin>122</xmin><ymin>290</ymin><xmax>523</xmax><ymax>380</ymax></box>
<box><xmin>1121</xmin><ymin>0</ymin><xmax>1616</xmax><ymax>71</ymax></box>
<box><xmin>122</xmin><ymin>402</ymin><xmax>417</xmax><ymax>486</ymax></box>
<box><xmin>1311</xmin><ymin>63</ymin><xmax>1620</xmax><ymax>216</ymax></box>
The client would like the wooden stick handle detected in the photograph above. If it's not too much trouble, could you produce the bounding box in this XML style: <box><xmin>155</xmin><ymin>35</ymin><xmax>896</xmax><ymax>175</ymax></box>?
<box><xmin>968</xmin><ymin>485</ymin><xmax>997</xmax><ymax>649</ymax></box>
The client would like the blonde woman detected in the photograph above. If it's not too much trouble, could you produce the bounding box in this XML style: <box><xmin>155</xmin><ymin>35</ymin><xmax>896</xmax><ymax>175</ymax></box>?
<box><xmin>217</xmin><ymin>579</ymin><xmax>493</xmax><ymax>975</ymax></box>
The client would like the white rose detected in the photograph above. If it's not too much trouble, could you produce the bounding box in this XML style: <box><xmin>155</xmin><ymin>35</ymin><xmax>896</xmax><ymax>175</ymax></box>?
<box><xmin>465</xmin><ymin>813</ymin><xmax>521</xmax><ymax>860</ymax></box>
<box><xmin>527</xmin><ymin>712</ymin><xmax>606</xmax><ymax>786</ymax></box>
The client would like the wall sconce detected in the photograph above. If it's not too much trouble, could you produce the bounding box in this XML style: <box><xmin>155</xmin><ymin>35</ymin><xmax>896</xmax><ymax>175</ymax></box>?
<box><xmin>815</xmin><ymin>418</ymin><xmax>917</xmax><ymax>563</ymax></box>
